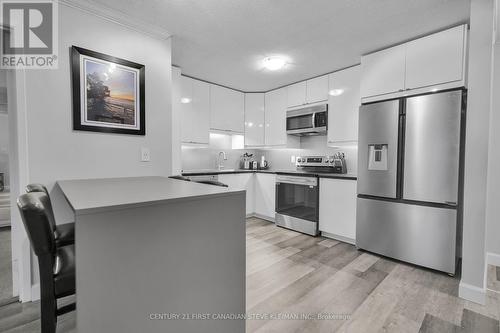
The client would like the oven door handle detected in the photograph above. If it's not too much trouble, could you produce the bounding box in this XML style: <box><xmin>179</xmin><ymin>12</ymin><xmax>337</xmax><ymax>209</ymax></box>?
<box><xmin>276</xmin><ymin>176</ymin><xmax>318</xmax><ymax>186</ymax></box>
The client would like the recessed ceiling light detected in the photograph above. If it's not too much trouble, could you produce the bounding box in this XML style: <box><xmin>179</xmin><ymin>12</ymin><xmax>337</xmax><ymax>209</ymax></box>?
<box><xmin>262</xmin><ymin>57</ymin><xmax>286</xmax><ymax>71</ymax></box>
<box><xmin>329</xmin><ymin>89</ymin><xmax>344</xmax><ymax>96</ymax></box>
<box><xmin>180</xmin><ymin>97</ymin><xmax>191</xmax><ymax>104</ymax></box>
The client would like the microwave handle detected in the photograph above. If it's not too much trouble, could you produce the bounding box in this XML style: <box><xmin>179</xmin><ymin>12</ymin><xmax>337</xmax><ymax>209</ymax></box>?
<box><xmin>311</xmin><ymin>112</ymin><xmax>316</xmax><ymax>128</ymax></box>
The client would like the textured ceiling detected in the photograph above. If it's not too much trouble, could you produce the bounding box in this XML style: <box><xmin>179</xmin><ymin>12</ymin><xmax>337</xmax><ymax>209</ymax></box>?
<box><xmin>90</xmin><ymin>0</ymin><xmax>470</xmax><ymax>91</ymax></box>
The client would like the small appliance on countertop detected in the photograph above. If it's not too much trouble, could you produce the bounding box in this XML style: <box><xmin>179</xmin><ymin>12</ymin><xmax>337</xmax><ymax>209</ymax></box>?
<box><xmin>296</xmin><ymin>153</ymin><xmax>347</xmax><ymax>174</ymax></box>
<box><xmin>241</xmin><ymin>153</ymin><xmax>253</xmax><ymax>170</ymax></box>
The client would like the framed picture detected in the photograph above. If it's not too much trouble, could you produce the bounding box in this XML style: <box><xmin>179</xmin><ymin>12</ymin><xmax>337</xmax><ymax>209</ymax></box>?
<box><xmin>71</xmin><ymin>46</ymin><xmax>145</xmax><ymax>135</ymax></box>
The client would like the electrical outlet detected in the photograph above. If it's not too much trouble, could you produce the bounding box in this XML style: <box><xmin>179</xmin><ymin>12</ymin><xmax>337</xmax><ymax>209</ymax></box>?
<box><xmin>291</xmin><ymin>156</ymin><xmax>296</xmax><ymax>163</ymax></box>
<box><xmin>141</xmin><ymin>147</ymin><xmax>150</xmax><ymax>162</ymax></box>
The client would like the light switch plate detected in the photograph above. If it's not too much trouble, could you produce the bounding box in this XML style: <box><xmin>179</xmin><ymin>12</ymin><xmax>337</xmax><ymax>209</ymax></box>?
<box><xmin>141</xmin><ymin>147</ymin><xmax>150</xmax><ymax>162</ymax></box>
<box><xmin>291</xmin><ymin>156</ymin><xmax>296</xmax><ymax>163</ymax></box>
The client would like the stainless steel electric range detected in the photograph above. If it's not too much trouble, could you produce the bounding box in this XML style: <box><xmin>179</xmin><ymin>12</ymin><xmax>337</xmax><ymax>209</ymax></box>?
<box><xmin>275</xmin><ymin>154</ymin><xmax>347</xmax><ymax>236</ymax></box>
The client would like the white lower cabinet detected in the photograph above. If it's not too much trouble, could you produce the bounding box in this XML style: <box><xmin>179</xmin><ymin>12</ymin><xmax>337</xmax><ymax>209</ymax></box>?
<box><xmin>254</xmin><ymin>173</ymin><xmax>276</xmax><ymax>221</ymax></box>
<box><xmin>319</xmin><ymin>178</ymin><xmax>357</xmax><ymax>243</ymax></box>
<box><xmin>218</xmin><ymin>173</ymin><xmax>254</xmax><ymax>216</ymax></box>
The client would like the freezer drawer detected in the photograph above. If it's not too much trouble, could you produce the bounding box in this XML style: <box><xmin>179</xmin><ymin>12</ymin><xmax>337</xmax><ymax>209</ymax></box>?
<box><xmin>358</xmin><ymin>100</ymin><xmax>400</xmax><ymax>198</ymax></box>
<box><xmin>403</xmin><ymin>91</ymin><xmax>462</xmax><ymax>204</ymax></box>
<box><xmin>356</xmin><ymin>198</ymin><xmax>457</xmax><ymax>274</ymax></box>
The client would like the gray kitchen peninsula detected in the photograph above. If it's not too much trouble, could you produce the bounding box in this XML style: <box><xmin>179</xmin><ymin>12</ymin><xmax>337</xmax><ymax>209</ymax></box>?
<box><xmin>57</xmin><ymin>176</ymin><xmax>246</xmax><ymax>333</ymax></box>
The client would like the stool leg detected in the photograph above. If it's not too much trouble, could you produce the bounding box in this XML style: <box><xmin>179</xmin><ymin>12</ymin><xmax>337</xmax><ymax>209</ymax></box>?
<box><xmin>39</xmin><ymin>256</ymin><xmax>57</xmax><ymax>333</ymax></box>
<box><xmin>40</xmin><ymin>295</ymin><xmax>56</xmax><ymax>333</ymax></box>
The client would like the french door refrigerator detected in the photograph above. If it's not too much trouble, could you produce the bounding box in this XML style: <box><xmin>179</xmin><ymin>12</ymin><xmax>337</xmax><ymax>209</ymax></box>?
<box><xmin>356</xmin><ymin>89</ymin><xmax>465</xmax><ymax>274</ymax></box>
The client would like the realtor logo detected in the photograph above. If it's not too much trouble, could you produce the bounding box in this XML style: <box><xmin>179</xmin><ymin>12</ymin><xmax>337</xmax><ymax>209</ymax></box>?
<box><xmin>0</xmin><ymin>0</ymin><xmax>58</xmax><ymax>69</ymax></box>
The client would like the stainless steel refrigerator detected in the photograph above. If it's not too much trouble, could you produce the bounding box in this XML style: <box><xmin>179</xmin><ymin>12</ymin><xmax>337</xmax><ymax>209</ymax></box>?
<box><xmin>356</xmin><ymin>89</ymin><xmax>465</xmax><ymax>274</ymax></box>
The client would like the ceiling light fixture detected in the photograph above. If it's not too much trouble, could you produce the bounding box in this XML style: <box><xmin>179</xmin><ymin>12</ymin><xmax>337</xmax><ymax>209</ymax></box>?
<box><xmin>329</xmin><ymin>89</ymin><xmax>344</xmax><ymax>96</ymax></box>
<box><xmin>262</xmin><ymin>57</ymin><xmax>286</xmax><ymax>71</ymax></box>
<box><xmin>180</xmin><ymin>97</ymin><xmax>191</xmax><ymax>104</ymax></box>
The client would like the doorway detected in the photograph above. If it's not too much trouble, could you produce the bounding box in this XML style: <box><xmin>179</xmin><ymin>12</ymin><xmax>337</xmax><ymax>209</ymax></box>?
<box><xmin>0</xmin><ymin>65</ymin><xmax>13</xmax><ymax>303</ymax></box>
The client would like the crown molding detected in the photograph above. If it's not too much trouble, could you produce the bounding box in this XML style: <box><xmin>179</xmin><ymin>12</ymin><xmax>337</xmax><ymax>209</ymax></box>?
<box><xmin>58</xmin><ymin>0</ymin><xmax>171</xmax><ymax>40</ymax></box>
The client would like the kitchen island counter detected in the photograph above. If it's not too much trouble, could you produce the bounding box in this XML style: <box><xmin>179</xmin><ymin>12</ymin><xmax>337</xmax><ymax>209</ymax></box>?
<box><xmin>58</xmin><ymin>176</ymin><xmax>246</xmax><ymax>333</ymax></box>
<box><xmin>58</xmin><ymin>176</ymin><xmax>243</xmax><ymax>215</ymax></box>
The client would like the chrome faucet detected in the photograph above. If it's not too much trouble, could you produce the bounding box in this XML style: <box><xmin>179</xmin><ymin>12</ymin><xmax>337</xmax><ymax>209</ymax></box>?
<box><xmin>218</xmin><ymin>151</ymin><xmax>227</xmax><ymax>170</ymax></box>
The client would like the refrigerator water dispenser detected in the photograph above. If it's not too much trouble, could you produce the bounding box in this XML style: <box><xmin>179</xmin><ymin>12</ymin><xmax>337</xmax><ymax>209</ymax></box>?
<box><xmin>368</xmin><ymin>144</ymin><xmax>388</xmax><ymax>170</ymax></box>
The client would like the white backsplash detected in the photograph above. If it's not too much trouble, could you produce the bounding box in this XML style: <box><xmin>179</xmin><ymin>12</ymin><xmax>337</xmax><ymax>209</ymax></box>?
<box><xmin>181</xmin><ymin>134</ymin><xmax>358</xmax><ymax>175</ymax></box>
<box><xmin>255</xmin><ymin>136</ymin><xmax>358</xmax><ymax>175</ymax></box>
<box><xmin>182</xmin><ymin>147</ymin><xmax>257</xmax><ymax>171</ymax></box>
<box><xmin>181</xmin><ymin>132</ymin><xmax>257</xmax><ymax>171</ymax></box>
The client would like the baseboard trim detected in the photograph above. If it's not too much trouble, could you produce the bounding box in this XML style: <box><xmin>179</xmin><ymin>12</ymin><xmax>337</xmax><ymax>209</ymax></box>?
<box><xmin>250</xmin><ymin>213</ymin><xmax>275</xmax><ymax>223</ymax></box>
<box><xmin>459</xmin><ymin>281</ymin><xmax>486</xmax><ymax>304</ymax></box>
<box><xmin>321</xmin><ymin>231</ymin><xmax>355</xmax><ymax>245</ymax></box>
<box><xmin>31</xmin><ymin>283</ymin><xmax>40</xmax><ymax>302</ymax></box>
<box><xmin>486</xmin><ymin>252</ymin><xmax>500</xmax><ymax>267</ymax></box>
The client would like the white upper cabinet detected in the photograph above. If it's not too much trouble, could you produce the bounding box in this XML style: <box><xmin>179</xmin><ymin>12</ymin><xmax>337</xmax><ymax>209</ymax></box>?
<box><xmin>405</xmin><ymin>25</ymin><xmax>466</xmax><ymax>90</ymax></box>
<box><xmin>265</xmin><ymin>87</ymin><xmax>287</xmax><ymax>146</ymax></box>
<box><xmin>287</xmin><ymin>75</ymin><xmax>329</xmax><ymax>108</ymax></box>
<box><xmin>286</xmin><ymin>81</ymin><xmax>307</xmax><ymax>108</ymax></box>
<box><xmin>361</xmin><ymin>25</ymin><xmax>467</xmax><ymax>101</ymax></box>
<box><xmin>180</xmin><ymin>76</ymin><xmax>210</xmax><ymax>144</ymax></box>
<box><xmin>244</xmin><ymin>93</ymin><xmax>265</xmax><ymax>146</ymax></box>
<box><xmin>210</xmin><ymin>85</ymin><xmax>245</xmax><ymax>133</ymax></box>
<box><xmin>328</xmin><ymin>65</ymin><xmax>361</xmax><ymax>145</ymax></box>
<box><xmin>306</xmin><ymin>75</ymin><xmax>329</xmax><ymax>104</ymax></box>
<box><xmin>361</xmin><ymin>44</ymin><xmax>406</xmax><ymax>98</ymax></box>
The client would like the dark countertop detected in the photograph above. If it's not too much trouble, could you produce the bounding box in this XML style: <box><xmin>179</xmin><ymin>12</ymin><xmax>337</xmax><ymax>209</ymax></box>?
<box><xmin>181</xmin><ymin>169</ymin><xmax>357</xmax><ymax>180</ymax></box>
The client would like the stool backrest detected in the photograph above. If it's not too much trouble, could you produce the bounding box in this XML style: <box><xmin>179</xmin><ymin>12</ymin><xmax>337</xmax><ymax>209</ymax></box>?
<box><xmin>25</xmin><ymin>184</ymin><xmax>57</xmax><ymax>233</ymax></box>
<box><xmin>26</xmin><ymin>183</ymin><xmax>49</xmax><ymax>196</ymax></box>
<box><xmin>17</xmin><ymin>192</ymin><xmax>56</xmax><ymax>257</ymax></box>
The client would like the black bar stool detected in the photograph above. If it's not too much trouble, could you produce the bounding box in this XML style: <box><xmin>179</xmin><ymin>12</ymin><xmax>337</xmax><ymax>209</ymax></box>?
<box><xmin>17</xmin><ymin>192</ymin><xmax>76</xmax><ymax>333</ymax></box>
<box><xmin>26</xmin><ymin>184</ymin><xmax>75</xmax><ymax>247</ymax></box>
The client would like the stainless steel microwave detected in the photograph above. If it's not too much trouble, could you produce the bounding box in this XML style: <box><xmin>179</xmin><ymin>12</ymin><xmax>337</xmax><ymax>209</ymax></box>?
<box><xmin>286</xmin><ymin>103</ymin><xmax>328</xmax><ymax>136</ymax></box>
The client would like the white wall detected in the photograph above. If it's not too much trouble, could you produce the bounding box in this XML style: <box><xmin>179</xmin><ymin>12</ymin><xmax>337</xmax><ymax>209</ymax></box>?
<box><xmin>486</xmin><ymin>42</ymin><xmax>500</xmax><ymax>257</ymax></box>
<box><xmin>22</xmin><ymin>4</ymin><xmax>172</xmax><ymax>290</ymax></box>
<box><xmin>460</xmin><ymin>0</ymin><xmax>494</xmax><ymax>304</ymax></box>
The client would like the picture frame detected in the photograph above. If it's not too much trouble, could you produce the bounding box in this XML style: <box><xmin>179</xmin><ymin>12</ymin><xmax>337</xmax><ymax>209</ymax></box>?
<box><xmin>71</xmin><ymin>46</ymin><xmax>145</xmax><ymax>135</ymax></box>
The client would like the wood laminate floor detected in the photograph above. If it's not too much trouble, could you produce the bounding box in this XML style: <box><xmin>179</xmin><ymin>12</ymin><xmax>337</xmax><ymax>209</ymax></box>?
<box><xmin>1</xmin><ymin>218</ymin><xmax>500</xmax><ymax>332</ymax></box>
<box><xmin>245</xmin><ymin>218</ymin><xmax>500</xmax><ymax>333</ymax></box>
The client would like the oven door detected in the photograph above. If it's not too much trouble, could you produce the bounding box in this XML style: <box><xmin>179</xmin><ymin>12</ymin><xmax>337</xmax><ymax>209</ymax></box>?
<box><xmin>275</xmin><ymin>175</ymin><xmax>319</xmax><ymax>235</ymax></box>
<box><xmin>275</xmin><ymin>175</ymin><xmax>319</xmax><ymax>221</ymax></box>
